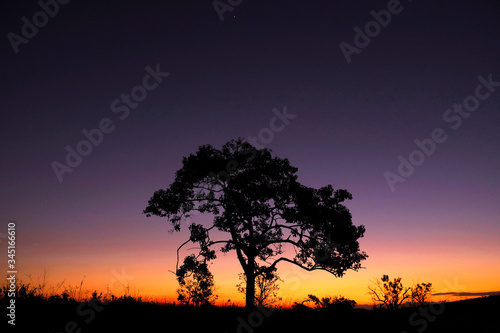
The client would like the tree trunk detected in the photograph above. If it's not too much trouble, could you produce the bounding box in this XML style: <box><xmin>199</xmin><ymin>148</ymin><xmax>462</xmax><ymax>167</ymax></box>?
<box><xmin>245</xmin><ymin>258</ymin><xmax>256</xmax><ymax>309</ymax></box>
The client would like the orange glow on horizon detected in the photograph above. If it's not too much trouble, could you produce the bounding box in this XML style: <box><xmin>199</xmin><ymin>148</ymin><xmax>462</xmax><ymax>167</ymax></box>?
<box><xmin>7</xmin><ymin>208</ymin><xmax>500</xmax><ymax>308</ymax></box>
<box><xmin>13</xmin><ymin>236</ymin><xmax>500</xmax><ymax>307</ymax></box>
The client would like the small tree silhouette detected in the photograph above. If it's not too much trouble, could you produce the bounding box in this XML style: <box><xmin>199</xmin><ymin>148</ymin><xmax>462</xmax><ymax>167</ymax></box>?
<box><xmin>411</xmin><ymin>282</ymin><xmax>433</xmax><ymax>306</ymax></box>
<box><xmin>176</xmin><ymin>254</ymin><xmax>218</xmax><ymax>306</ymax></box>
<box><xmin>368</xmin><ymin>275</ymin><xmax>411</xmax><ymax>310</ymax></box>
<box><xmin>237</xmin><ymin>267</ymin><xmax>282</xmax><ymax>307</ymax></box>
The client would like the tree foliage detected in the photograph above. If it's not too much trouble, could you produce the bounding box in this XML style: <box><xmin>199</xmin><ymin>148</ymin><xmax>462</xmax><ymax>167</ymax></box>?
<box><xmin>368</xmin><ymin>275</ymin><xmax>434</xmax><ymax>310</ymax></box>
<box><xmin>176</xmin><ymin>255</ymin><xmax>217</xmax><ymax>306</ymax></box>
<box><xmin>144</xmin><ymin>139</ymin><xmax>368</xmax><ymax>308</ymax></box>
<box><xmin>237</xmin><ymin>267</ymin><xmax>282</xmax><ymax>307</ymax></box>
<box><xmin>368</xmin><ymin>275</ymin><xmax>412</xmax><ymax>310</ymax></box>
<box><xmin>411</xmin><ymin>282</ymin><xmax>433</xmax><ymax>306</ymax></box>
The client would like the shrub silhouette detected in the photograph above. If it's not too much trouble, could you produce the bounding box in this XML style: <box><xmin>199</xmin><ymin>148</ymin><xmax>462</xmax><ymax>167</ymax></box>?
<box><xmin>411</xmin><ymin>282</ymin><xmax>433</xmax><ymax>306</ymax></box>
<box><xmin>368</xmin><ymin>275</ymin><xmax>412</xmax><ymax>310</ymax></box>
<box><xmin>176</xmin><ymin>254</ymin><xmax>218</xmax><ymax>306</ymax></box>
<box><xmin>294</xmin><ymin>294</ymin><xmax>356</xmax><ymax>311</ymax></box>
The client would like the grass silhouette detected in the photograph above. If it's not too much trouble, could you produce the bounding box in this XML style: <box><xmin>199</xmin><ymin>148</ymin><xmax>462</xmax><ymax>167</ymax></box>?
<box><xmin>1</xmin><ymin>277</ymin><xmax>499</xmax><ymax>332</ymax></box>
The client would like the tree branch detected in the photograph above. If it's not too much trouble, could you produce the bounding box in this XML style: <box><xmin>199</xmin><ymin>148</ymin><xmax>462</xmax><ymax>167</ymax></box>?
<box><xmin>267</xmin><ymin>257</ymin><xmax>335</xmax><ymax>274</ymax></box>
<box><xmin>174</xmin><ymin>238</ymin><xmax>191</xmax><ymax>273</ymax></box>
<box><xmin>207</xmin><ymin>240</ymin><xmax>233</xmax><ymax>247</ymax></box>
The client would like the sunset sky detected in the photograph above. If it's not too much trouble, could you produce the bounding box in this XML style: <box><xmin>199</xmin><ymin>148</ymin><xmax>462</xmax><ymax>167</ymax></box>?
<box><xmin>1</xmin><ymin>0</ymin><xmax>499</xmax><ymax>306</ymax></box>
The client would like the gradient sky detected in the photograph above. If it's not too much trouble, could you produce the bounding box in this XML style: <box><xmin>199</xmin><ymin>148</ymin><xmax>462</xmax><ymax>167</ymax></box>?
<box><xmin>1</xmin><ymin>0</ymin><xmax>499</xmax><ymax>305</ymax></box>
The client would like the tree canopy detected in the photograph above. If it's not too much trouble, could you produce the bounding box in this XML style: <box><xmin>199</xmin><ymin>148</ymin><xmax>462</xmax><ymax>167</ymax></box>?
<box><xmin>368</xmin><ymin>275</ymin><xmax>412</xmax><ymax>310</ymax></box>
<box><xmin>176</xmin><ymin>254</ymin><xmax>217</xmax><ymax>306</ymax></box>
<box><xmin>144</xmin><ymin>139</ymin><xmax>367</xmax><ymax>308</ymax></box>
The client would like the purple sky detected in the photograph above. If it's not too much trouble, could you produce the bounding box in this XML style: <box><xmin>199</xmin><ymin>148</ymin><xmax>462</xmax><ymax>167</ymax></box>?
<box><xmin>1</xmin><ymin>0</ymin><xmax>499</xmax><ymax>302</ymax></box>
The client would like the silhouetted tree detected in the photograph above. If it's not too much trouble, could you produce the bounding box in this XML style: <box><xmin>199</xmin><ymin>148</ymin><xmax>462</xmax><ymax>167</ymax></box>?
<box><xmin>237</xmin><ymin>267</ymin><xmax>282</xmax><ymax>307</ymax></box>
<box><xmin>411</xmin><ymin>282</ymin><xmax>433</xmax><ymax>306</ymax></box>
<box><xmin>368</xmin><ymin>275</ymin><xmax>412</xmax><ymax>310</ymax></box>
<box><xmin>176</xmin><ymin>254</ymin><xmax>217</xmax><ymax>306</ymax></box>
<box><xmin>144</xmin><ymin>139</ymin><xmax>368</xmax><ymax>308</ymax></box>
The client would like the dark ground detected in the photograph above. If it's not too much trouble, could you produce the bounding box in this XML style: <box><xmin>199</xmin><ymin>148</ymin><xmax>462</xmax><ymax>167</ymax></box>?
<box><xmin>2</xmin><ymin>295</ymin><xmax>499</xmax><ymax>333</ymax></box>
